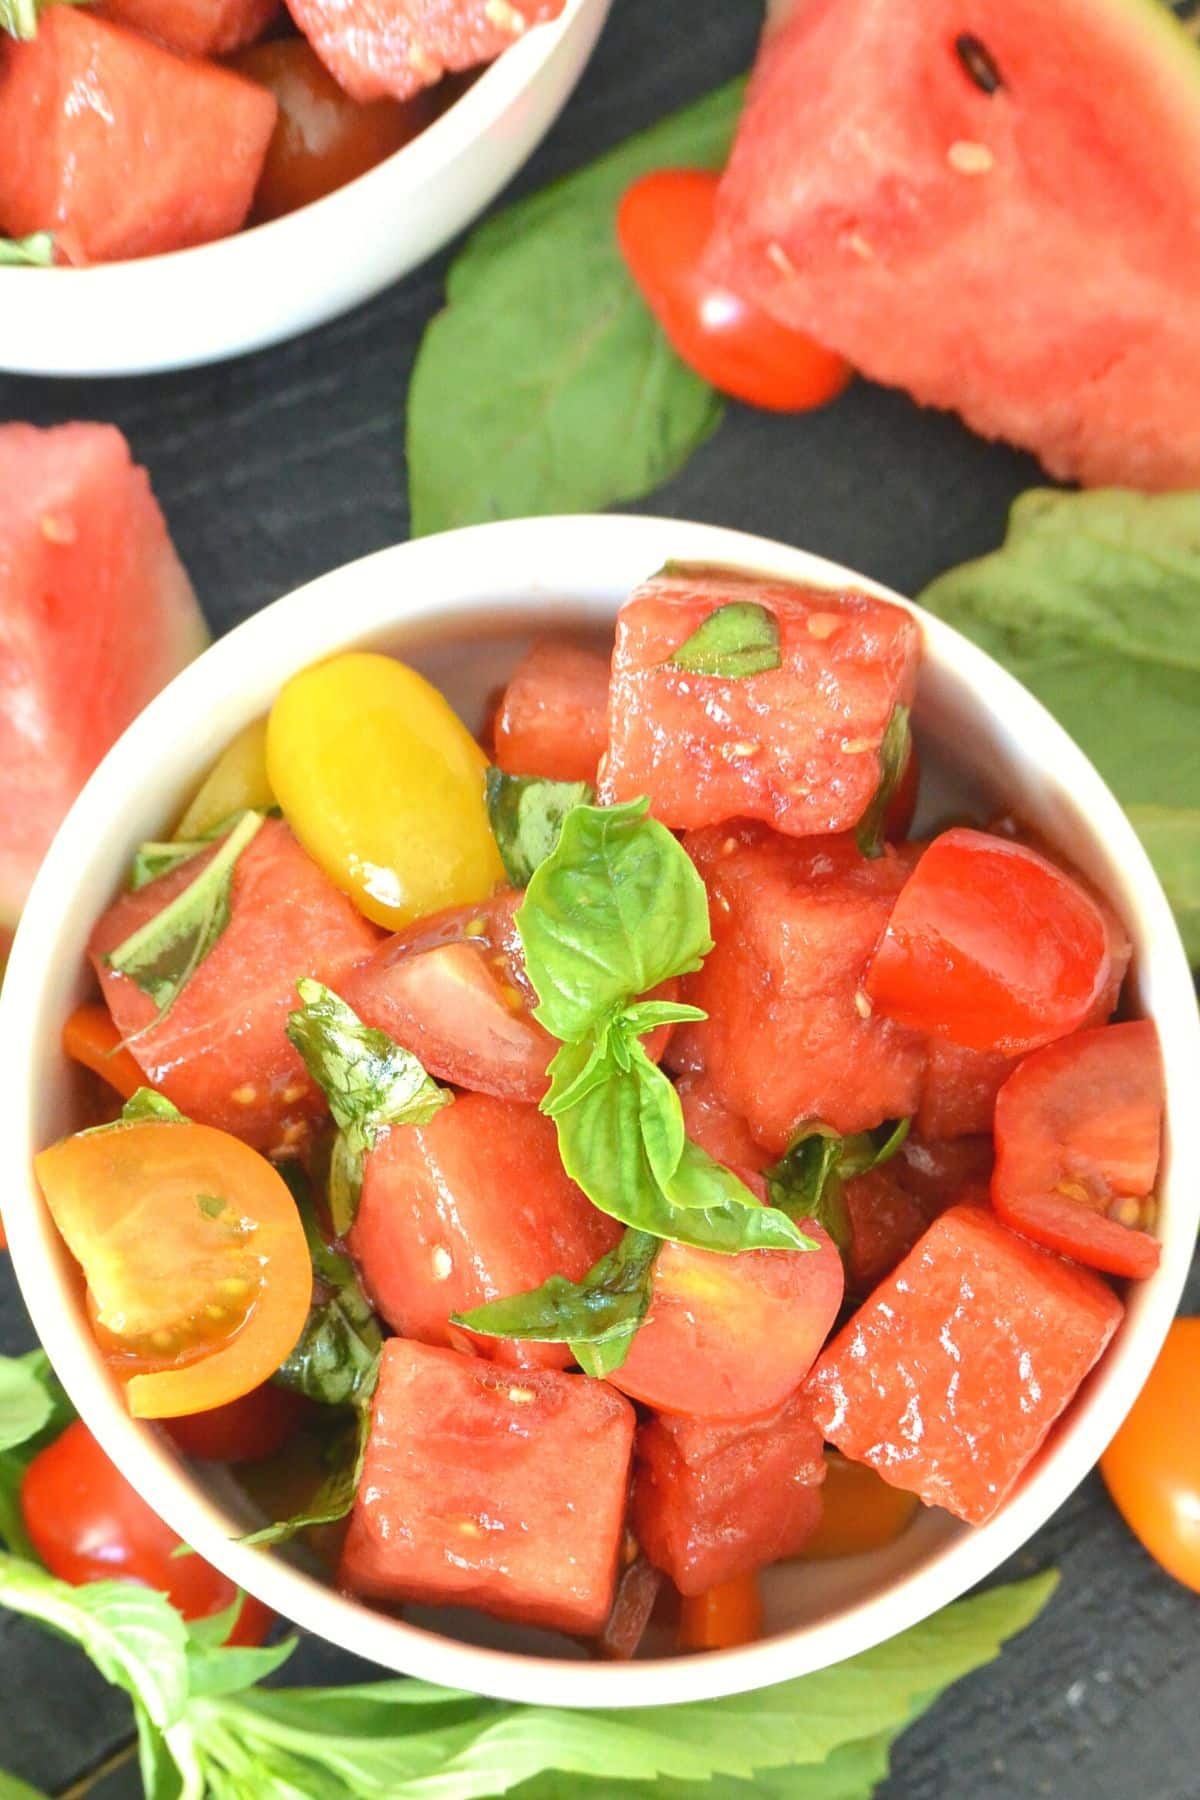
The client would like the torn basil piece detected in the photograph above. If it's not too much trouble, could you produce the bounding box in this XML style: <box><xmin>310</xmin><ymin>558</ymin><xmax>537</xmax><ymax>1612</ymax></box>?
<box><xmin>0</xmin><ymin>231</ymin><xmax>54</xmax><ymax>263</ymax></box>
<box><xmin>78</xmin><ymin>1088</ymin><xmax>189</xmax><ymax>1137</ymax></box>
<box><xmin>485</xmin><ymin>769</ymin><xmax>594</xmax><ymax>887</ymax></box>
<box><xmin>667</xmin><ymin>601</ymin><xmax>781</xmax><ymax>679</ymax></box>
<box><xmin>767</xmin><ymin>1117</ymin><xmax>912</xmax><ymax>1255</ymax></box>
<box><xmin>855</xmin><ymin>704</ymin><xmax>913</xmax><ymax>860</ymax></box>
<box><xmin>241</xmin><ymin>1399</ymin><xmax>374</xmax><ymax>1547</ymax></box>
<box><xmin>275</xmin><ymin>1167</ymin><xmax>382</xmax><ymax>1411</ymax></box>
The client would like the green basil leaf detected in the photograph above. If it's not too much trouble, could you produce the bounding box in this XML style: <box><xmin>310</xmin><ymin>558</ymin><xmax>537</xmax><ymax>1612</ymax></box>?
<box><xmin>129</xmin><ymin>840</ymin><xmax>208</xmax><ymax>892</ymax></box>
<box><xmin>0</xmin><ymin>1767</ymin><xmax>53</xmax><ymax>1799</ymax></box>
<box><xmin>286</xmin><ymin>980</ymin><xmax>451</xmax><ymax>1235</ymax></box>
<box><xmin>407</xmin><ymin>80</ymin><xmax>745</xmax><ymax>537</ymax></box>
<box><xmin>0</xmin><ymin>1353</ymin><xmax>75</xmax><ymax>1558</ymax></box>
<box><xmin>918</xmin><ymin>487</ymin><xmax>1200</xmax><ymax>961</ymax></box>
<box><xmin>0</xmin><ymin>232</ymin><xmax>53</xmax><ymax>264</ymax></box>
<box><xmin>517</xmin><ymin>799</ymin><xmax>712</xmax><ymax>1043</ymax></box>
<box><xmin>0</xmin><ymin>1356</ymin><xmax>53</xmax><ymax>1454</ymax></box>
<box><xmin>667</xmin><ymin>600</ymin><xmax>781</xmax><ymax>679</ymax></box>
<box><xmin>855</xmin><ymin>703</ymin><xmax>912</xmax><ymax>860</ymax></box>
<box><xmin>275</xmin><ymin>1284</ymin><xmax>382</xmax><ymax>1413</ymax></box>
<box><xmin>185</xmin><ymin>1632</ymin><xmax>297</xmax><ymax>1701</ymax></box>
<box><xmin>767</xmin><ymin>1119</ymin><xmax>910</xmax><ymax>1252</ymax></box>
<box><xmin>105</xmin><ymin>811</ymin><xmax>265</xmax><ymax>1022</ymax></box>
<box><xmin>453</xmin><ymin>1227</ymin><xmax>658</xmax><ymax>1377</ymax></box>
<box><xmin>837</xmin><ymin>1116</ymin><xmax>912</xmax><ymax>1180</ymax></box>
<box><xmin>485</xmin><ymin>770</ymin><xmax>595</xmax><ymax>886</ymax></box>
<box><xmin>78</xmin><ymin>1087</ymin><xmax>189</xmax><ymax>1138</ymax></box>
<box><xmin>618</xmin><ymin>997</ymin><xmax>707</xmax><ymax>1036</ymax></box>
<box><xmin>243</xmin><ymin>1401</ymin><xmax>373</xmax><ymax>1546</ymax></box>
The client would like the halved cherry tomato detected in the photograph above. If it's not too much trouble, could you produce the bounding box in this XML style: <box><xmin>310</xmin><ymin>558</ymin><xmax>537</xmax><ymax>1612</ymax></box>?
<box><xmin>164</xmin><ymin>1382</ymin><xmax>309</xmax><ymax>1463</ymax></box>
<box><xmin>22</xmin><ymin>1419</ymin><xmax>272</xmax><ymax>1643</ymax></box>
<box><xmin>35</xmin><ymin>1121</ymin><xmax>310</xmax><ymax>1418</ymax></box>
<box><xmin>267</xmin><ymin>652</ymin><xmax>504</xmax><ymax>930</ymax></box>
<box><xmin>231</xmin><ymin>39</ymin><xmax>439</xmax><ymax>224</ymax></box>
<box><xmin>799</xmin><ymin>1451</ymin><xmax>920</xmax><ymax>1560</ymax></box>
<box><xmin>174</xmin><ymin>716</ymin><xmax>274</xmax><ymax>839</ymax></box>
<box><xmin>618</xmin><ymin>169</ymin><xmax>852</xmax><ymax>413</ymax></box>
<box><xmin>865</xmin><ymin>828</ymin><xmax>1112</xmax><ymax>1055</ymax></box>
<box><xmin>1101</xmin><ymin>1317</ymin><xmax>1200</xmax><ymax>1591</ymax></box>
<box><xmin>992</xmin><ymin>1021</ymin><xmax>1163</xmax><ymax>1280</ymax></box>
<box><xmin>62</xmin><ymin>1002</ymin><xmax>146</xmax><ymax>1102</ymax></box>
<box><xmin>678</xmin><ymin>1574</ymin><xmax>763</xmax><ymax>1651</ymax></box>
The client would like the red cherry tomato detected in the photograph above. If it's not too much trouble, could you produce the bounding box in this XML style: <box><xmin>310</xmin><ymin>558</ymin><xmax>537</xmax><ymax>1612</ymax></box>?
<box><xmin>992</xmin><ymin>1021</ymin><xmax>1163</xmax><ymax>1279</ymax></box>
<box><xmin>865</xmin><ymin>828</ymin><xmax>1112</xmax><ymax>1056</ymax></box>
<box><xmin>231</xmin><ymin>39</ymin><xmax>440</xmax><ymax>224</ymax></box>
<box><xmin>164</xmin><ymin>1382</ymin><xmax>309</xmax><ymax>1464</ymax></box>
<box><xmin>1101</xmin><ymin>1317</ymin><xmax>1200</xmax><ymax>1591</ymax></box>
<box><xmin>21</xmin><ymin>1420</ymin><xmax>273</xmax><ymax>1645</ymax></box>
<box><xmin>617</xmin><ymin>169</ymin><xmax>853</xmax><ymax>412</ymax></box>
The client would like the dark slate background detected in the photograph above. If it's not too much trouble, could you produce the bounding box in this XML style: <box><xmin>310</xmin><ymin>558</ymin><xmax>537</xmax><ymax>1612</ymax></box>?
<box><xmin>2</xmin><ymin>2</ymin><xmax>1197</xmax><ymax>1793</ymax></box>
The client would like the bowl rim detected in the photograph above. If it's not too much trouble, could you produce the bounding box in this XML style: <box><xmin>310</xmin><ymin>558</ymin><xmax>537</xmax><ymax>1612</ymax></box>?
<box><xmin>0</xmin><ymin>0</ymin><xmax>593</xmax><ymax>287</ymax></box>
<box><xmin>3</xmin><ymin>512</ymin><xmax>1197</xmax><ymax>1710</ymax></box>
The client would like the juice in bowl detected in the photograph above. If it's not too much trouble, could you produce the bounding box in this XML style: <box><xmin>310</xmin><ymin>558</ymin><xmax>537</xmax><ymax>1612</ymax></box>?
<box><xmin>1</xmin><ymin>515</ymin><xmax>1194</xmax><ymax>1707</ymax></box>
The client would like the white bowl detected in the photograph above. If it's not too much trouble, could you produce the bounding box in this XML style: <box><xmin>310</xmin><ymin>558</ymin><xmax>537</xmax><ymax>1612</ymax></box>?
<box><xmin>2</xmin><ymin>514</ymin><xmax>1196</xmax><ymax>1708</ymax></box>
<box><xmin>0</xmin><ymin>0</ymin><xmax>610</xmax><ymax>377</ymax></box>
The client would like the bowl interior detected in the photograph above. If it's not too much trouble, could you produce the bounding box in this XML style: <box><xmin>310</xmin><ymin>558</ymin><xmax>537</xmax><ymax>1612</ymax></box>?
<box><xmin>4</xmin><ymin>515</ymin><xmax>1196</xmax><ymax>1705</ymax></box>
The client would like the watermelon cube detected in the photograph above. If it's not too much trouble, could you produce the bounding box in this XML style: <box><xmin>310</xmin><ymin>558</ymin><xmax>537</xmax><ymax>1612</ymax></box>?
<box><xmin>339</xmin><ymin>1338</ymin><xmax>636</xmax><ymax>1634</ymax></box>
<box><xmin>89</xmin><ymin>819</ymin><xmax>380</xmax><ymax>1154</ymax></box>
<box><xmin>633</xmin><ymin>1390</ymin><xmax>825</xmax><ymax>1595</ymax></box>
<box><xmin>99</xmin><ymin>0</ymin><xmax>278</xmax><ymax>57</ymax></box>
<box><xmin>492</xmin><ymin>639</ymin><xmax>611</xmax><ymax>785</ymax></box>
<box><xmin>843</xmin><ymin>1167</ymin><xmax>928</xmax><ymax>1293</ymax></box>
<box><xmin>0</xmin><ymin>424</ymin><xmax>206</xmax><ymax>928</ymax></box>
<box><xmin>894</xmin><ymin>1132</ymin><xmax>994</xmax><ymax>1212</ymax></box>
<box><xmin>674</xmin><ymin>1070</ymin><xmax>770</xmax><ymax>1175</ymax></box>
<box><xmin>671</xmin><ymin>822</ymin><xmax>926</xmax><ymax>1151</ymax></box>
<box><xmin>287</xmin><ymin>0</ymin><xmax>568</xmax><ymax>105</ymax></box>
<box><xmin>0</xmin><ymin>8</ymin><xmax>276</xmax><ymax>264</ymax></box>
<box><xmin>349</xmin><ymin>1091</ymin><xmax>622</xmax><ymax>1368</ymax></box>
<box><xmin>600</xmin><ymin>567</ymin><xmax>919</xmax><ymax>835</ymax></box>
<box><xmin>807</xmin><ymin>1205</ymin><xmax>1123</xmax><ymax>1525</ymax></box>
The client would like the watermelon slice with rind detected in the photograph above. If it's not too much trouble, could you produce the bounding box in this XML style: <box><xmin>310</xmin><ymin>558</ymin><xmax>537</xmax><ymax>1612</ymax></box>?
<box><xmin>710</xmin><ymin>0</ymin><xmax>1200</xmax><ymax>490</ymax></box>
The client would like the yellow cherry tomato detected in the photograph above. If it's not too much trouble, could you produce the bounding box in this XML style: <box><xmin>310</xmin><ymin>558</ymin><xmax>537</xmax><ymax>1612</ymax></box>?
<box><xmin>267</xmin><ymin>652</ymin><xmax>504</xmax><ymax>929</ymax></box>
<box><xmin>35</xmin><ymin>1121</ymin><xmax>310</xmax><ymax>1419</ymax></box>
<box><xmin>677</xmin><ymin>1575</ymin><xmax>763</xmax><ymax>1651</ymax></box>
<box><xmin>798</xmin><ymin>1451</ymin><xmax>920</xmax><ymax>1560</ymax></box>
<box><xmin>175</xmin><ymin>717</ymin><xmax>275</xmax><ymax>839</ymax></box>
<box><xmin>1101</xmin><ymin>1317</ymin><xmax>1200</xmax><ymax>1592</ymax></box>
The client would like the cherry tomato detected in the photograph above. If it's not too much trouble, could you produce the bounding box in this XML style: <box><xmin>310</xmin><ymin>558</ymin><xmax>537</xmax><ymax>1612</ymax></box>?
<box><xmin>35</xmin><ymin>1120</ymin><xmax>310</xmax><ymax>1418</ymax></box>
<box><xmin>231</xmin><ymin>39</ymin><xmax>439</xmax><ymax>225</ymax></box>
<box><xmin>1101</xmin><ymin>1317</ymin><xmax>1200</xmax><ymax>1590</ymax></box>
<box><xmin>174</xmin><ymin>716</ymin><xmax>274</xmax><ymax>839</ymax></box>
<box><xmin>618</xmin><ymin>169</ymin><xmax>853</xmax><ymax>413</ymax></box>
<box><xmin>865</xmin><ymin>828</ymin><xmax>1112</xmax><ymax>1056</ymax></box>
<box><xmin>164</xmin><ymin>1382</ymin><xmax>309</xmax><ymax>1463</ymax></box>
<box><xmin>22</xmin><ymin>1420</ymin><xmax>272</xmax><ymax>1643</ymax></box>
<box><xmin>677</xmin><ymin>1574</ymin><xmax>763</xmax><ymax>1651</ymax></box>
<box><xmin>799</xmin><ymin>1452</ymin><xmax>919</xmax><ymax>1560</ymax></box>
<box><xmin>267</xmin><ymin>652</ymin><xmax>504</xmax><ymax>931</ymax></box>
<box><xmin>992</xmin><ymin>1021</ymin><xmax>1163</xmax><ymax>1280</ymax></box>
<box><xmin>62</xmin><ymin>1002</ymin><xmax>146</xmax><ymax>1102</ymax></box>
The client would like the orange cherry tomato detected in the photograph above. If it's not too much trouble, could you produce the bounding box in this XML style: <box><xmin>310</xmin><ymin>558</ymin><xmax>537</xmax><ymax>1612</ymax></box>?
<box><xmin>22</xmin><ymin>1420</ymin><xmax>272</xmax><ymax>1643</ymax></box>
<box><xmin>231</xmin><ymin>38</ymin><xmax>440</xmax><ymax>223</ymax></box>
<box><xmin>1101</xmin><ymin>1318</ymin><xmax>1200</xmax><ymax>1591</ymax></box>
<box><xmin>799</xmin><ymin>1452</ymin><xmax>920</xmax><ymax>1560</ymax></box>
<box><xmin>62</xmin><ymin>1002</ymin><xmax>146</xmax><ymax>1102</ymax></box>
<box><xmin>35</xmin><ymin>1121</ymin><xmax>310</xmax><ymax>1419</ymax></box>
<box><xmin>677</xmin><ymin>1574</ymin><xmax>763</xmax><ymax>1651</ymax></box>
<box><xmin>618</xmin><ymin>169</ymin><xmax>853</xmax><ymax>413</ymax></box>
<box><xmin>164</xmin><ymin>1382</ymin><xmax>309</xmax><ymax>1463</ymax></box>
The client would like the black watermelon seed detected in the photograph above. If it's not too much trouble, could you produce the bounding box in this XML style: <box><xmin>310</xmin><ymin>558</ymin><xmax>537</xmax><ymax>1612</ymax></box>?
<box><xmin>955</xmin><ymin>33</ymin><xmax>1004</xmax><ymax>94</ymax></box>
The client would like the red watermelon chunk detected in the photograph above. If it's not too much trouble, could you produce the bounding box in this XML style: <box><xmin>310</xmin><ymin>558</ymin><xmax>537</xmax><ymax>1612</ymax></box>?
<box><xmin>708</xmin><ymin>0</ymin><xmax>1200</xmax><ymax>490</ymax></box>
<box><xmin>601</xmin><ymin>567</ymin><xmax>919</xmax><ymax>836</ymax></box>
<box><xmin>0</xmin><ymin>8</ymin><xmax>276</xmax><ymax>264</ymax></box>
<box><xmin>807</xmin><ymin>1204</ymin><xmax>1123</xmax><ymax>1525</ymax></box>
<box><xmin>633</xmin><ymin>1390</ymin><xmax>825</xmax><ymax>1596</ymax></box>
<box><xmin>287</xmin><ymin>0</ymin><xmax>568</xmax><ymax>105</ymax></box>
<box><xmin>671</xmin><ymin>822</ymin><xmax>926</xmax><ymax>1151</ymax></box>
<box><xmin>90</xmin><ymin>818</ymin><xmax>380</xmax><ymax>1154</ymax></box>
<box><xmin>895</xmin><ymin>1131</ymin><xmax>994</xmax><ymax>1212</ymax></box>
<box><xmin>348</xmin><ymin>1092</ymin><xmax>622</xmax><ymax>1369</ymax></box>
<box><xmin>339</xmin><ymin>1337</ymin><xmax>635</xmax><ymax>1634</ymax></box>
<box><xmin>492</xmin><ymin>639</ymin><xmax>610</xmax><ymax>785</ymax></box>
<box><xmin>675</xmin><ymin>1069</ymin><xmax>770</xmax><ymax>1175</ymax></box>
<box><xmin>843</xmin><ymin>1167</ymin><xmax>928</xmax><ymax>1293</ymax></box>
<box><xmin>99</xmin><ymin>0</ymin><xmax>278</xmax><ymax>56</ymax></box>
<box><xmin>0</xmin><ymin>424</ymin><xmax>206</xmax><ymax>929</ymax></box>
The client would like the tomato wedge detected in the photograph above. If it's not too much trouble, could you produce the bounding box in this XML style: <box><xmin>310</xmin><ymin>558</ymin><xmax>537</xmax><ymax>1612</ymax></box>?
<box><xmin>62</xmin><ymin>1002</ymin><xmax>146</xmax><ymax>1101</ymax></box>
<box><xmin>35</xmin><ymin>1121</ymin><xmax>310</xmax><ymax>1417</ymax></box>
<box><xmin>164</xmin><ymin>1382</ymin><xmax>309</xmax><ymax>1462</ymax></box>
<box><xmin>992</xmin><ymin>1020</ymin><xmax>1163</xmax><ymax>1280</ymax></box>
<box><xmin>865</xmin><ymin>828</ymin><xmax>1113</xmax><ymax>1055</ymax></box>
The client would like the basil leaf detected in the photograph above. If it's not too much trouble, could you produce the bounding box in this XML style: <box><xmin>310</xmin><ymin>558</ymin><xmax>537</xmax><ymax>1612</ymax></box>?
<box><xmin>0</xmin><ymin>1353</ymin><xmax>75</xmax><ymax>1558</ymax></box>
<box><xmin>407</xmin><ymin>79</ymin><xmax>744</xmax><ymax>536</ymax></box>
<box><xmin>768</xmin><ymin>1119</ymin><xmax>911</xmax><ymax>1253</ymax></box>
<box><xmin>668</xmin><ymin>601</ymin><xmax>781</xmax><ymax>679</ymax></box>
<box><xmin>275</xmin><ymin>1168</ymin><xmax>382</xmax><ymax>1411</ymax></box>
<box><xmin>106</xmin><ymin>811</ymin><xmax>265</xmax><ymax>1022</ymax></box>
<box><xmin>517</xmin><ymin>799</ymin><xmax>713</xmax><ymax>1043</ymax></box>
<box><xmin>0</xmin><ymin>1766</ymin><xmax>52</xmax><ymax>1798</ymax></box>
<box><xmin>452</xmin><ymin>1227</ymin><xmax>659</xmax><ymax>1377</ymax></box>
<box><xmin>129</xmin><ymin>840</ymin><xmax>208</xmax><ymax>892</ymax></box>
<box><xmin>919</xmin><ymin>487</ymin><xmax>1200</xmax><ymax>961</ymax></box>
<box><xmin>838</xmin><ymin>1116</ymin><xmax>912</xmax><ymax>1179</ymax></box>
<box><xmin>243</xmin><ymin>1401</ymin><xmax>373</xmax><ymax>1546</ymax></box>
<box><xmin>0</xmin><ymin>1357</ymin><xmax>53</xmax><ymax>1454</ymax></box>
<box><xmin>855</xmin><ymin>703</ymin><xmax>912</xmax><ymax>860</ymax></box>
<box><xmin>78</xmin><ymin>1087</ymin><xmax>188</xmax><ymax>1138</ymax></box>
<box><xmin>286</xmin><ymin>980</ymin><xmax>452</xmax><ymax>1236</ymax></box>
<box><xmin>485</xmin><ymin>770</ymin><xmax>594</xmax><ymax>886</ymax></box>
<box><xmin>0</xmin><ymin>232</ymin><xmax>53</xmax><ymax>264</ymax></box>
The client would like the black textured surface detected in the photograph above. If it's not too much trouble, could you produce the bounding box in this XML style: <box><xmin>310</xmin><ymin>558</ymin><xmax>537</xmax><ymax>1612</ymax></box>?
<box><xmin>1</xmin><ymin>2</ymin><xmax>1197</xmax><ymax>1794</ymax></box>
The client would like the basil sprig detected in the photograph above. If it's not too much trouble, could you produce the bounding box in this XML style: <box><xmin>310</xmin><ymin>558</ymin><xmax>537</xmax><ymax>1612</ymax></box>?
<box><xmin>274</xmin><ymin>1168</ymin><xmax>382</xmax><ymax>1412</ymax></box>
<box><xmin>767</xmin><ymin>1118</ymin><xmax>911</xmax><ymax>1253</ymax></box>
<box><xmin>667</xmin><ymin>600</ymin><xmax>782</xmax><ymax>679</ymax></box>
<box><xmin>0</xmin><ymin>231</ymin><xmax>54</xmax><ymax>264</ymax></box>
<box><xmin>485</xmin><ymin>769</ymin><xmax>594</xmax><ymax>886</ymax></box>
<box><xmin>856</xmin><ymin>704</ymin><xmax>913</xmax><ymax>860</ymax></box>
